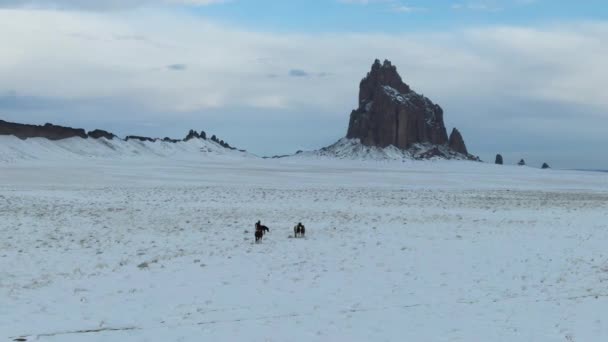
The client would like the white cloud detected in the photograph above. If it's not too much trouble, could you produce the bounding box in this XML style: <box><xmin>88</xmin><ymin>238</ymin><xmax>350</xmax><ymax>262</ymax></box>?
<box><xmin>391</xmin><ymin>5</ymin><xmax>426</xmax><ymax>13</ymax></box>
<box><xmin>338</xmin><ymin>0</ymin><xmax>425</xmax><ymax>13</ymax></box>
<box><xmin>451</xmin><ymin>0</ymin><xmax>540</xmax><ymax>11</ymax></box>
<box><xmin>1</xmin><ymin>9</ymin><xmax>606</xmax><ymax>113</ymax></box>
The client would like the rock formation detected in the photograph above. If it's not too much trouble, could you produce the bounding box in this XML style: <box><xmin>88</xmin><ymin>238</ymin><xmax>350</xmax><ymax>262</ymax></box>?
<box><xmin>542</xmin><ymin>163</ymin><xmax>551</xmax><ymax>169</ymax></box>
<box><xmin>0</xmin><ymin>120</ymin><xmax>87</xmax><ymax>140</ymax></box>
<box><xmin>184</xmin><ymin>130</ymin><xmax>201</xmax><ymax>141</ymax></box>
<box><xmin>345</xmin><ymin>59</ymin><xmax>472</xmax><ymax>159</ymax></box>
<box><xmin>88</xmin><ymin>129</ymin><xmax>116</xmax><ymax>140</ymax></box>
<box><xmin>448</xmin><ymin>128</ymin><xmax>468</xmax><ymax>155</ymax></box>
<box><xmin>518</xmin><ymin>159</ymin><xmax>526</xmax><ymax>166</ymax></box>
<box><xmin>162</xmin><ymin>137</ymin><xmax>181</xmax><ymax>143</ymax></box>
<box><xmin>210</xmin><ymin>134</ymin><xmax>236</xmax><ymax>150</ymax></box>
<box><xmin>495</xmin><ymin>154</ymin><xmax>503</xmax><ymax>165</ymax></box>
<box><xmin>126</xmin><ymin>135</ymin><xmax>157</xmax><ymax>143</ymax></box>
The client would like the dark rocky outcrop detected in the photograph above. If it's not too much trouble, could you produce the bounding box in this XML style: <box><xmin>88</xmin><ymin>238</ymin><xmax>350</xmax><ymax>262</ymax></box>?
<box><xmin>126</xmin><ymin>135</ymin><xmax>157</xmax><ymax>143</ymax></box>
<box><xmin>542</xmin><ymin>163</ymin><xmax>551</xmax><ymax>169</ymax></box>
<box><xmin>210</xmin><ymin>134</ymin><xmax>236</xmax><ymax>150</ymax></box>
<box><xmin>162</xmin><ymin>137</ymin><xmax>180</xmax><ymax>143</ymax></box>
<box><xmin>88</xmin><ymin>129</ymin><xmax>116</xmax><ymax>140</ymax></box>
<box><xmin>164</xmin><ymin>130</ymin><xmax>208</xmax><ymax>143</ymax></box>
<box><xmin>345</xmin><ymin>59</ymin><xmax>471</xmax><ymax>158</ymax></box>
<box><xmin>263</xmin><ymin>154</ymin><xmax>291</xmax><ymax>159</ymax></box>
<box><xmin>448</xmin><ymin>128</ymin><xmax>468</xmax><ymax>155</ymax></box>
<box><xmin>184</xmin><ymin>130</ymin><xmax>201</xmax><ymax>141</ymax></box>
<box><xmin>0</xmin><ymin>119</ymin><xmax>87</xmax><ymax>140</ymax></box>
<box><xmin>495</xmin><ymin>154</ymin><xmax>503</xmax><ymax>165</ymax></box>
<box><xmin>518</xmin><ymin>159</ymin><xmax>526</xmax><ymax>166</ymax></box>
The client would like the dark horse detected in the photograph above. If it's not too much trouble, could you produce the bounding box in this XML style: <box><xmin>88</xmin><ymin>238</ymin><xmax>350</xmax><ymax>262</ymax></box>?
<box><xmin>294</xmin><ymin>222</ymin><xmax>305</xmax><ymax>238</ymax></box>
<box><xmin>256</xmin><ymin>221</ymin><xmax>270</xmax><ymax>234</ymax></box>
<box><xmin>255</xmin><ymin>229</ymin><xmax>264</xmax><ymax>243</ymax></box>
<box><xmin>255</xmin><ymin>220</ymin><xmax>270</xmax><ymax>242</ymax></box>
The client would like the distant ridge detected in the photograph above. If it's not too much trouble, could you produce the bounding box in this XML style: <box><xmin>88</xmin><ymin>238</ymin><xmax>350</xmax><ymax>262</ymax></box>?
<box><xmin>0</xmin><ymin>119</ymin><xmax>243</xmax><ymax>152</ymax></box>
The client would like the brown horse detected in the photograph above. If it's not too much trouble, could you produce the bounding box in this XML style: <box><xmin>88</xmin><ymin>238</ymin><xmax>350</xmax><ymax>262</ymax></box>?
<box><xmin>256</xmin><ymin>221</ymin><xmax>270</xmax><ymax>234</ymax></box>
<box><xmin>255</xmin><ymin>229</ymin><xmax>264</xmax><ymax>243</ymax></box>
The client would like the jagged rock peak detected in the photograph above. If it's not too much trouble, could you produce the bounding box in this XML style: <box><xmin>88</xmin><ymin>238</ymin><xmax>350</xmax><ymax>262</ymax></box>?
<box><xmin>448</xmin><ymin>128</ymin><xmax>468</xmax><ymax>155</ymax></box>
<box><xmin>184</xmin><ymin>129</ymin><xmax>201</xmax><ymax>141</ymax></box>
<box><xmin>542</xmin><ymin>162</ymin><xmax>551</xmax><ymax>169</ymax></box>
<box><xmin>359</xmin><ymin>59</ymin><xmax>411</xmax><ymax>105</ymax></box>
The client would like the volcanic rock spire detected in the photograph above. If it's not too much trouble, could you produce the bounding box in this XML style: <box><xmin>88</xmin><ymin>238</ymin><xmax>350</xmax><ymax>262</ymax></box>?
<box><xmin>346</xmin><ymin>59</ymin><xmax>470</xmax><ymax>156</ymax></box>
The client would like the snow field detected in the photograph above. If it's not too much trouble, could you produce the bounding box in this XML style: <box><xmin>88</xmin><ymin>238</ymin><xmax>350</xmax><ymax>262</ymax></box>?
<box><xmin>1</xmin><ymin>158</ymin><xmax>608</xmax><ymax>341</ymax></box>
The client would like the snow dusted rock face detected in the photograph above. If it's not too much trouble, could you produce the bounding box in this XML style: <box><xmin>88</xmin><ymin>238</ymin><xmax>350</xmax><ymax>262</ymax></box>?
<box><xmin>347</xmin><ymin>59</ymin><xmax>448</xmax><ymax>149</ymax></box>
<box><xmin>345</xmin><ymin>59</ymin><xmax>474</xmax><ymax>160</ymax></box>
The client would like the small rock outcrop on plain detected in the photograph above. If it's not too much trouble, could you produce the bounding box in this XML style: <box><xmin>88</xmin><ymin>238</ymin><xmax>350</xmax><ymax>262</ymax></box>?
<box><xmin>343</xmin><ymin>59</ymin><xmax>474</xmax><ymax>160</ymax></box>
<box><xmin>542</xmin><ymin>163</ymin><xmax>551</xmax><ymax>169</ymax></box>
<box><xmin>495</xmin><ymin>154</ymin><xmax>504</xmax><ymax>165</ymax></box>
<box><xmin>518</xmin><ymin>159</ymin><xmax>526</xmax><ymax>166</ymax></box>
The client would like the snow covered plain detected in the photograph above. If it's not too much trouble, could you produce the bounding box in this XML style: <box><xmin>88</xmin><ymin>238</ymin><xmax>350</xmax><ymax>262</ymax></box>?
<box><xmin>1</xmin><ymin>138</ymin><xmax>608</xmax><ymax>341</ymax></box>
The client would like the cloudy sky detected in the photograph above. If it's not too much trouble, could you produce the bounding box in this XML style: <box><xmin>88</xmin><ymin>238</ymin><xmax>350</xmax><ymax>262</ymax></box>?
<box><xmin>0</xmin><ymin>0</ymin><xmax>607</xmax><ymax>168</ymax></box>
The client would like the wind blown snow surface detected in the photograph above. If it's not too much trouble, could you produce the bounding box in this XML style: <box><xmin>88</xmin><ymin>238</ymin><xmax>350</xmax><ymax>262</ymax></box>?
<box><xmin>1</xmin><ymin>147</ymin><xmax>608</xmax><ymax>341</ymax></box>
